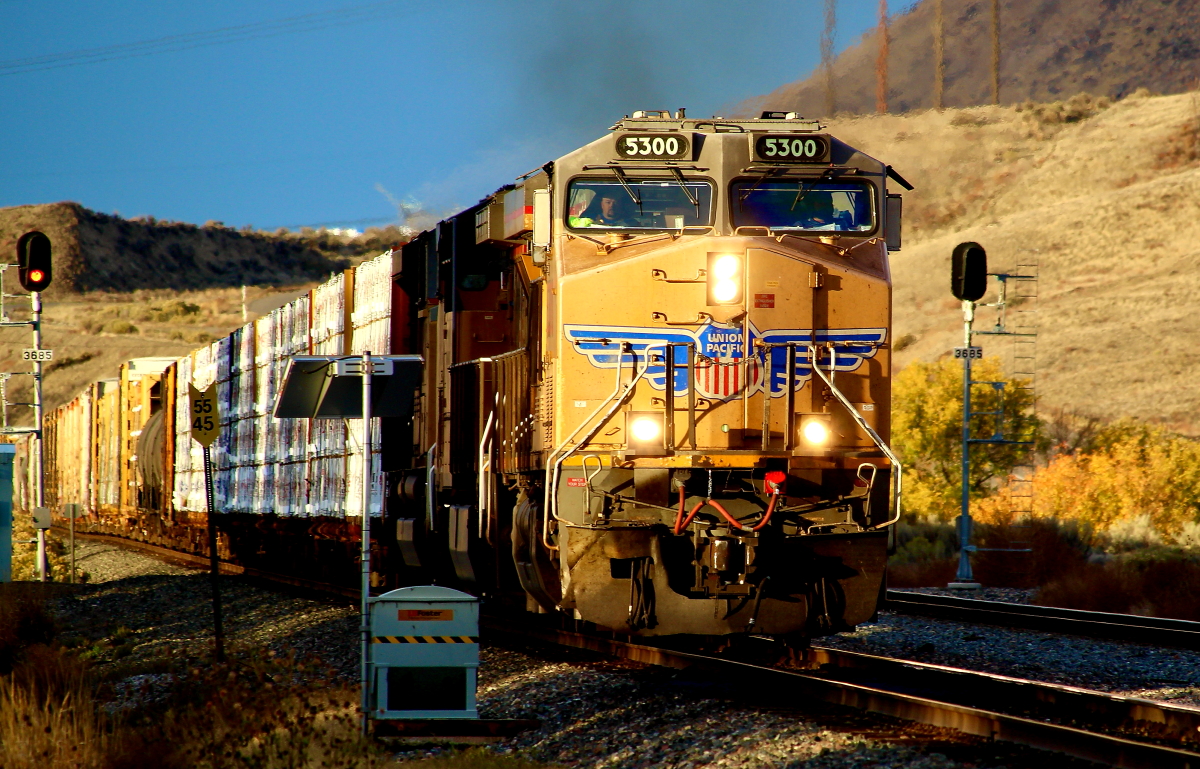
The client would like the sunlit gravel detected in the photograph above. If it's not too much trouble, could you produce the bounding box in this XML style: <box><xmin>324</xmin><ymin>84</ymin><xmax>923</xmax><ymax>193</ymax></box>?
<box><xmin>47</xmin><ymin>540</ymin><xmax>1133</xmax><ymax>767</ymax></box>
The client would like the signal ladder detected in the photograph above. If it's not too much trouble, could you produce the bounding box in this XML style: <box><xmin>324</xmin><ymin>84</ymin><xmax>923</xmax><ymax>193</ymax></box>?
<box><xmin>977</xmin><ymin>251</ymin><xmax>1039</xmax><ymax>584</ymax></box>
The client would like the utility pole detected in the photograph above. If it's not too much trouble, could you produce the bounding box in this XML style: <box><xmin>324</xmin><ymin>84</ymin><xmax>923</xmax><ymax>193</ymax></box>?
<box><xmin>876</xmin><ymin>0</ymin><xmax>889</xmax><ymax>114</ymax></box>
<box><xmin>822</xmin><ymin>0</ymin><xmax>837</xmax><ymax>116</ymax></box>
<box><xmin>933</xmin><ymin>0</ymin><xmax>945</xmax><ymax>110</ymax></box>
<box><xmin>990</xmin><ymin>0</ymin><xmax>1001</xmax><ymax>105</ymax></box>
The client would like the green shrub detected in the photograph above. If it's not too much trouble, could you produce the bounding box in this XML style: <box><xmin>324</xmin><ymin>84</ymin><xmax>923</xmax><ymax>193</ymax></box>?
<box><xmin>102</xmin><ymin>319</ymin><xmax>139</xmax><ymax>335</ymax></box>
<box><xmin>137</xmin><ymin>300</ymin><xmax>202</xmax><ymax>323</ymax></box>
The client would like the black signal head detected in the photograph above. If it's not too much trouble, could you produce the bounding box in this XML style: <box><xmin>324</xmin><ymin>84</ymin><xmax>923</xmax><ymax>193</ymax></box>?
<box><xmin>951</xmin><ymin>241</ymin><xmax>987</xmax><ymax>302</ymax></box>
<box><xmin>16</xmin><ymin>231</ymin><xmax>52</xmax><ymax>292</ymax></box>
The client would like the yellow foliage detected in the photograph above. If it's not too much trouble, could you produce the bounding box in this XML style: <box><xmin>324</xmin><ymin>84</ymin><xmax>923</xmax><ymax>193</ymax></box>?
<box><xmin>1024</xmin><ymin>421</ymin><xmax>1200</xmax><ymax>540</ymax></box>
<box><xmin>892</xmin><ymin>356</ymin><xmax>1041</xmax><ymax>521</ymax></box>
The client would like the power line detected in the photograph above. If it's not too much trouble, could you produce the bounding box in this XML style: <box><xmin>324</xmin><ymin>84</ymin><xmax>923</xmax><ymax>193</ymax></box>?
<box><xmin>0</xmin><ymin>0</ymin><xmax>406</xmax><ymax>76</ymax></box>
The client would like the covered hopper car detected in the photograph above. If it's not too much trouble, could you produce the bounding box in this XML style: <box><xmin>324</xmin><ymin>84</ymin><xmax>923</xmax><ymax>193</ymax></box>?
<box><xmin>22</xmin><ymin>110</ymin><xmax>908</xmax><ymax>642</ymax></box>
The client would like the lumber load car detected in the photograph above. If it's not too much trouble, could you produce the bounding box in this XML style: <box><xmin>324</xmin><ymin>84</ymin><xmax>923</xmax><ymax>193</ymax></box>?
<box><xmin>26</xmin><ymin>110</ymin><xmax>908</xmax><ymax>641</ymax></box>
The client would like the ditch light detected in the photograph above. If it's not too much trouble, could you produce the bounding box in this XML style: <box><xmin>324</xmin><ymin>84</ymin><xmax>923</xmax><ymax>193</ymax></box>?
<box><xmin>627</xmin><ymin>412</ymin><xmax>666</xmax><ymax>455</ymax></box>
<box><xmin>800</xmin><ymin>415</ymin><xmax>832</xmax><ymax>446</ymax></box>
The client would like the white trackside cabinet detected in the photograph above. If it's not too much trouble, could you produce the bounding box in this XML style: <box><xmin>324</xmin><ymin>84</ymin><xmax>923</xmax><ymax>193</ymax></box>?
<box><xmin>368</xmin><ymin>585</ymin><xmax>479</xmax><ymax>720</ymax></box>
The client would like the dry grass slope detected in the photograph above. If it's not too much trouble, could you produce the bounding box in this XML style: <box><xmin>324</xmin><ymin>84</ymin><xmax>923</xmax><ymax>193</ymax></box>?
<box><xmin>822</xmin><ymin>90</ymin><xmax>1200</xmax><ymax>432</ymax></box>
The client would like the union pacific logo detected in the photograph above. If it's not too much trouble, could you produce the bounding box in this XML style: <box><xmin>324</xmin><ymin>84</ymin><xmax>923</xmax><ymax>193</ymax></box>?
<box><xmin>564</xmin><ymin>323</ymin><xmax>886</xmax><ymax>401</ymax></box>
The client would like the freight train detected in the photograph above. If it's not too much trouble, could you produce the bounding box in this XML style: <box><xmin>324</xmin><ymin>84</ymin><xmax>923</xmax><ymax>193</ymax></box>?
<box><xmin>18</xmin><ymin>110</ymin><xmax>909</xmax><ymax>641</ymax></box>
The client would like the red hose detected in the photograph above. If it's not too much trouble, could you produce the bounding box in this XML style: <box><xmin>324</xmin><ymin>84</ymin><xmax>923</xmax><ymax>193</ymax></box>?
<box><xmin>753</xmin><ymin>491</ymin><xmax>780</xmax><ymax>531</ymax></box>
<box><xmin>674</xmin><ymin>499</ymin><xmax>707</xmax><ymax>535</ymax></box>
<box><xmin>675</xmin><ymin>492</ymin><xmax>769</xmax><ymax>534</ymax></box>
<box><xmin>706</xmin><ymin>498</ymin><xmax>750</xmax><ymax>531</ymax></box>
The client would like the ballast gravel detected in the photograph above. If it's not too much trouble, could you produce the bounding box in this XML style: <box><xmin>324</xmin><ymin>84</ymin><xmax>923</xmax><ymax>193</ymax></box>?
<box><xmin>38</xmin><ymin>539</ymin><xmax>1193</xmax><ymax>767</ymax></box>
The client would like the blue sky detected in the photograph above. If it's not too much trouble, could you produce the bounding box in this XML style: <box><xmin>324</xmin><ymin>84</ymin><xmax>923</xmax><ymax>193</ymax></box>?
<box><xmin>0</xmin><ymin>1</ymin><xmax>888</xmax><ymax>232</ymax></box>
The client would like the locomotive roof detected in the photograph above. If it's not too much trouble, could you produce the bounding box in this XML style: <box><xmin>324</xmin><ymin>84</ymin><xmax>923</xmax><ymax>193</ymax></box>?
<box><xmin>609</xmin><ymin>111</ymin><xmax>823</xmax><ymax>133</ymax></box>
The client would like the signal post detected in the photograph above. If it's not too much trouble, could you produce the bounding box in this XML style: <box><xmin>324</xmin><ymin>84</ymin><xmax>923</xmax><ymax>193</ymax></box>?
<box><xmin>1</xmin><ymin>232</ymin><xmax>53</xmax><ymax>581</ymax></box>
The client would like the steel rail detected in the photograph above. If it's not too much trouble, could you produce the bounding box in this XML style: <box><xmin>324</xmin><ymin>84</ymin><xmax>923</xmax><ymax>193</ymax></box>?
<box><xmin>483</xmin><ymin>619</ymin><xmax>1200</xmax><ymax>769</ymax></box>
<box><xmin>885</xmin><ymin>590</ymin><xmax>1200</xmax><ymax>650</ymax></box>
<box><xmin>804</xmin><ymin>645</ymin><xmax>1200</xmax><ymax>750</ymax></box>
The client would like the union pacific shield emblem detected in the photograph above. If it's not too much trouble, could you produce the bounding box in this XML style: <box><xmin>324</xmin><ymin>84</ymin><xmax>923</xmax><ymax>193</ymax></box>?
<box><xmin>564</xmin><ymin>322</ymin><xmax>886</xmax><ymax>402</ymax></box>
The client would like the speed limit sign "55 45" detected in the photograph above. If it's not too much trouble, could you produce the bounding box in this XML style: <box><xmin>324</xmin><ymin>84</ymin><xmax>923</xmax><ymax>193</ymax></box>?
<box><xmin>189</xmin><ymin>383</ymin><xmax>220</xmax><ymax>447</ymax></box>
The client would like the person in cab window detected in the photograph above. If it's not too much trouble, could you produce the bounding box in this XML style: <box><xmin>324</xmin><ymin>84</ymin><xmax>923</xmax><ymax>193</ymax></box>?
<box><xmin>589</xmin><ymin>192</ymin><xmax>639</xmax><ymax>227</ymax></box>
<box><xmin>794</xmin><ymin>192</ymin><xmax>838</xmax><ymax>230</ymax></box>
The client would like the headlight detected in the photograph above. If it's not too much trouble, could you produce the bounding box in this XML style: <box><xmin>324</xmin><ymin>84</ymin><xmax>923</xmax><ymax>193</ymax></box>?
<box><xmin>712</xmin><ymin>254</ymin><xmax>740</xmax><ymax>279</ymax></box>
<box><xmin>707</xmin><ymin>253</ymin><xmax>743</xmax><ymax>305</ymax></box>
<box><xmin>712</xmin><ymin>278</ymin><xmax>740</xmax><ymax>303</ymax></box>
<box><xmin>801</xmin><ymin>417</ymin><xmax>831</xmax><ymax>446</ymax></box>
<box><xmin>627</xmin><ymin>412</ymin><xmax>666</xmax><ymax>454</ymax></box>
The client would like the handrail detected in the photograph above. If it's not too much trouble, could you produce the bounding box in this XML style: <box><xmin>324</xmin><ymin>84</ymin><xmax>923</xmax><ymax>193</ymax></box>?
<box><xmin>806</xmin><ymin>345</ymin><xmax>902</xmax><ymax>529</ymax></box>
<box><xmin>425</xmin><ymin>443</ymin><xmax>437</xmax><ymax>531</ymax></box>
<box><xmin>478</xmin><ymin>406</ymin><xmax>495</xmax><ymax>542</ymax></box>
<box><xmin>541</xmin><ymin>342</ymin><xmax>666</xmax><ymax>551</ymax></box>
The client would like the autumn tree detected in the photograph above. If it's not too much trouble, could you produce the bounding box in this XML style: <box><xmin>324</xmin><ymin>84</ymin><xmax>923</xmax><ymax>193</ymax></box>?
<box><xmin>1018</xmin><ymin>420</ymin><xmax>1200</xmax><ymax>540</ymax></box>
<box><xmin>893</xmin><ymin>356</ymin><xmax>1042</xmax><ymax>521</ymax></box>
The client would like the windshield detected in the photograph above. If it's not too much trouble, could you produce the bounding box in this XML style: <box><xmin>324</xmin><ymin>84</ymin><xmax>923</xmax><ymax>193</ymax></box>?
<box><xmin>567</xmin><ymin>178</ymin><xmax>713</xmax><ymax>230</ymax></box>
<box><xmin>731</xmin><ymin>181</ymin><xmax>875</xmax><ymax>233</ymax></box>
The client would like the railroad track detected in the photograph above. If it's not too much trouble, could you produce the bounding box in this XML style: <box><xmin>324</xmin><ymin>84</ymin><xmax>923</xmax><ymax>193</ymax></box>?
<box><xmin>885</xmin><ymin>590</ymin><xmax>1200</xmax><ymax>650</ymax></box>
<box><xmin>486</xmin><ymin>620</ymin><xmax>1200</xmax><ymax>769</ymax></box>
<box><xmin>67</xmin><ymin>531</ymin><xmax>1200</xmax><ymax>767</ymax></box>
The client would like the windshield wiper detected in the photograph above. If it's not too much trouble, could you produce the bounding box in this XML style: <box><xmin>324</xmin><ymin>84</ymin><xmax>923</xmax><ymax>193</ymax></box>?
<box><xmin>790</xmin><ymin>180</ymin><xmax>814</xmax><ymax>211</ymax></box>
<box><xmin>668</xmin><ymin>167</ymin><xmax>699</xmax><ymax>213</ymax></box>
<box><xmin>737</xmin><ymin>167</ymin><xmax>783</xmax><ymax>204</ymax></box>
<box><xmin>610</xmin><ymin>166</ymin><xmax>643</xmax><ymax>210</ymax></box>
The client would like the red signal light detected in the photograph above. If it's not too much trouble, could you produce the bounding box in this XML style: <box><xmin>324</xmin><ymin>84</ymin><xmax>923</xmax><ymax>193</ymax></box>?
<box><xmin>16</xmin><ymin>231</ymin><xmax>52</xmax><ymax>292</ymax></box>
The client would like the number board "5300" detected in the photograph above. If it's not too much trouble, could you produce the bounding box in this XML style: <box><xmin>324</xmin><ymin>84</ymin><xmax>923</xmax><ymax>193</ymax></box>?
<box><xmin>751</xmin><ymin>134</ymin><xmax>831</xmax><ymax>163</ymax></box>
<box><xmin>615</xmin><ymin>133</ymin><xmax>692</xmax><ymax>160</ymax></box>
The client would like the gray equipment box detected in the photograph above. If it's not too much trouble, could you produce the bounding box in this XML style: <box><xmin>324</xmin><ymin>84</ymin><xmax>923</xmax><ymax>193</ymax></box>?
<box><xmin>369</xmin><ymin>585</ymin><xmax>479</xmax><ymax>720</ymax></box>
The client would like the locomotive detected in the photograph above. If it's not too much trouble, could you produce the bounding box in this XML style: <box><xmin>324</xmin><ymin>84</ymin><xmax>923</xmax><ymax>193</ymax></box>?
<box><xmin>27</xmin><ymin>110</ymin><xmax>907</xmax><ymax>641</ymax></box>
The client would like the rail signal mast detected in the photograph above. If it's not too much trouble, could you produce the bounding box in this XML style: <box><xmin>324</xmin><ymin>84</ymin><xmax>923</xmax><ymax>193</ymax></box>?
<box><xmin>1</xmin><ymin>231</ymin><xmax>53</xmax><ymax>581</ymax></box>
<box><xmin>948</xmin><ymin>242</ymin><xmax>1035</xmax><ymax>589</ymax></box>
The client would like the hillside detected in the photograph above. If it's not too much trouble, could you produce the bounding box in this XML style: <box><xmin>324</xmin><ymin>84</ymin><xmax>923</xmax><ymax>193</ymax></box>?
<box><xmin>741</xmin><ymin>0</ymin><xmax>1200</xmax><ymax>117</ymax></box>
<box><xmin>821</xmin><ymin>90</ymin><xmax>1200</xmax><ymax>432</ymax></box>
<box><xmin>0</xmin><ymin>284</ymin><xmax>325</xmax><ymax>425</ymax></box>
<box><xmin>0</xmin><ymin>202</ymin><xmax>407</xmax><ymax>295</ymax></box>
